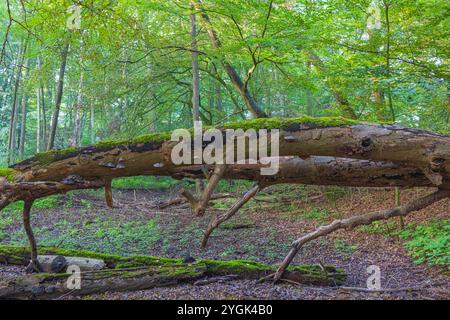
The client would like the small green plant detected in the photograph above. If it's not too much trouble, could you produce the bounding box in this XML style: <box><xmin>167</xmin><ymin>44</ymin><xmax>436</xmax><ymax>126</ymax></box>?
<box><xmin>334</xmin><ymin>239</ymin><xmax>358</xmax><ymax>255</ymax></box>
<box><xmin>323</xmin><ymin>186</ymin><xmax>351</xmax><ymax>204</ymax></box>
<box><xmin>93</xmin><ymin>219</ymin><xmax>161</xmax><ymax>254</ymax></box>
<box><xmin>34</xmin><ymin>196</ymin><xmax>60</xmax><ymax>209</ymax></box>
<box><xmin>358</xmin><ymin>220</ymin><xmax>399</xmax><ymax>236</ymax></box>
<box><xmin>79</xmin><ymin>199</ymin><xmax>93</xmax><ymax>209</ymax></box>
<box><xmin>399</xmin><ymin>219</ymin><xmax>449</xmax><ymax>269</ymax></box>
<box><xmin>219</xmin><ymin>246</ymin><xmax>236</xmax><ymax>257</ymax></box>
<box><xmin>303</xmin><ymin>208</ymin><xmax>329</xmax><ymax>224</ymax></box>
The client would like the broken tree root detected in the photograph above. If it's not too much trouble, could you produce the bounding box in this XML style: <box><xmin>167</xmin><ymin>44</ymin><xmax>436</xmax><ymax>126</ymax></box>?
<box><xmin>273</xmin><ymin>188</ymin><xmax>450</xmax><ymax>283</ymax></box>
<box><xmin>201</xmin><ymin>183</ymin><xmax>262</xmax><ymax>248</ymax></box>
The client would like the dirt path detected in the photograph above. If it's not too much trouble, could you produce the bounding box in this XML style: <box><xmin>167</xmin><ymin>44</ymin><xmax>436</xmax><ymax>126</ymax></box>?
<box><xmin>0</xmin><ymin>185</ymin><xmax>448</xmax><ymax>300</ymax></box>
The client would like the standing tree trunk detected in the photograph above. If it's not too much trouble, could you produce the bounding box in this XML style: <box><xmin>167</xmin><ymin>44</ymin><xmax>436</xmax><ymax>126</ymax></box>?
<box><xmin>383</xmin><ymin>0</ymin><xmax>395</xmax><ymax>122</ymax></box>
<box><xmin>308</xmin><ymin>52</ymin><xmax>358</xmax><ymax>119</ymax></box>
<box><xmin>190</xmin><ymin>10</ymin><xmax>200</xmax><ymax>124</ymax></box>
<box><xmin>194</xmin><ymin>0</ymin><xmax>267</xmax><ymax>118</ymax></box>
<box><xmin>73</xmin><ymin>64</ymin><xmax>84</xmax><ymax>146</ymax></box>
<box><xmin>90</xmin><ymin>103</ymin><xmax>95</xmax><ymax>144</ymax></box>
<box><xmin>190</xmin><ymin>7</ymin><xmax>204</xmax><ymax>194</ymax></box>
<box><xmin>36</xmin><ymin>87</ymin><xmax>41</xmax><ymax>153</ymax></box>
<box><xmin>19</xmin><ymin>59</ymin><xmax>30</xmax><ymax>158</ymax></box>
<box><xmin>39</xmin><ymin>85</ymin><xmax>47</xmax><ymax>148</ymax></box>
<box><xmin>373</xmin><ymin>86</ymin><xmax>387</xmax><ymax>121</ymax></box>
<box><xmin>216</xmin><ymin>82</ymin><xmax>222</xmax><ymax>113</ymax></box>
<box><xmin>305</xmin><ymin>61</ymin><xmax>314</xmax><ymax>116</ymax></box>
<box><xmin>47</xmin><ymin>44</ymin><xmax>69</xmax><ymax>151</ymax></box>
<box><xmin>8</xmin><ymin>43</ymin><xmax>27</xmax><ymax>165</ymax></box>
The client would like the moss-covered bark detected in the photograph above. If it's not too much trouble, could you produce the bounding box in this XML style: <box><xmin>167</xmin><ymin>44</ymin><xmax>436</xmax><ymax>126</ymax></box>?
<box><xmin>0</xmin><ymin>168</ymin><xmax>18</xmax><ymax>182</ymax></box>
<box><xmin>8</xmin><ymin>116</ymin><xmax>449</xmax><ymax>187</ymax></box>
<box><xmin>0</xmin><ymin>245</ymin><xmax>346</xmax><ymax>299</ymax></box>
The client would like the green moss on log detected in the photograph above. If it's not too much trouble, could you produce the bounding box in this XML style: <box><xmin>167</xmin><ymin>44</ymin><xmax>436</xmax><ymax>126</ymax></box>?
<box><xmin>95</xmin><ymin>132</ymin><xmax>173</xmax><ymax>148</ymax></box>
<box><xmin>222</xmin><ymin>116</ymin><xmax>358</xmax><ymax>131</ymax></box>
<box><xmin>201</xmin><ymin>259</ymin><xmax>272</xmax><ymax>276</ymax></box>
<box><xmin>34</xmin><ymin>148</ymin><xmax>79</xmax><ymax>165</ymax></box>
<box><xmin>0</xmin><ymin>245</ymin><xmax>346</xmax><ymax>287</ymax></box>
<box><xmin>0</xmin><ymin>168</ymin><xmax>17</xmax><ymax>182</ymax></box>
<box><xmin>23</xmin><ymin>116</ymin><xmax>359</xmax><ymax>166</ymax></box>
<box><xmin>0</xmin><ymin>245</ymin><xmax>127</xmax><ymax>266</ymax></box>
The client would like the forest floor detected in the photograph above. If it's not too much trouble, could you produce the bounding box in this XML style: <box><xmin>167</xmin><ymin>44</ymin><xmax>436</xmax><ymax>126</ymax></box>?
<box><xmin>0</xmin><ymin>181</ymin><xmax>449</xmax><ymax>300</ymax></box>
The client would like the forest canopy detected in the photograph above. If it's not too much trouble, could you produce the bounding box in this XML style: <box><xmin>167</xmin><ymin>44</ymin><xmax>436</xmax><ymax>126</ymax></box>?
<box><xmin>0</xmin><ymin>0</ymin><xmax>449</xmax><ymax>166</ymax></box>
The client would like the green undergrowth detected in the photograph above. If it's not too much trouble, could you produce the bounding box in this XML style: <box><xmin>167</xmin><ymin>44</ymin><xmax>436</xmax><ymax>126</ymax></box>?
<box><xmin>111</xmin><ymin>176</ymin><xmax>178</xmax><ymax>190</ymax></box>
<box><xmin>1</xmin><ymin>195</ymin><xmax>61</xmax><ymax>213</ymax></box>
<box><xmin>334</xmin><ymin>239</ymin><xmax>359</xmax><ymax>255</ymax></box>
<box><xmin>399</xmin><ymin>219</ymin><xmax>450</xmax><ymax>269</ymax></box>
<box><xmin>302</xmin><ymin>208</ymin><xmax>330</xmax><ymax>224</ymax></box>
<box><xmin>358</xmin><ymin>220</ymin><xmax>400</xmax><ymax>236</ymax></box>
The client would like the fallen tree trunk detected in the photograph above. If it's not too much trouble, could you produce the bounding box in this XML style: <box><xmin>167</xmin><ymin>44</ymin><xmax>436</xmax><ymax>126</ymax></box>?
<box><xmin>36</xmin><ymin>255</ymin><xmax>106</xmax><ymax>273</ymax></box>
<box><xmin>0</xmin><ymin>246</ymin><xmax>346</xmax><ymax>299</ymax></box>
<box><xmin>0</xmin><ymin>156</ymin><xmax>434</xmax><ymax>211</ymax></box>
<box><xmin>7</xmin><ymin>117</ymin><xmax>450</xmax><ymax>187</ymax></box>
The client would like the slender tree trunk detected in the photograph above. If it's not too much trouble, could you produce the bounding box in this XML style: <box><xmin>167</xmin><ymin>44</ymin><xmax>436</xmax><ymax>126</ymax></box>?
<box><xmin>8</xmin><ymin>43</ymin><xmax>27</xmax><ymax>165</ymax></box>
<box><xmin>0</xmin><ymin>70</ymin><xmax>11</xmax><ymax>115</ymax></box>
<box><xmin>384</xmin><ymin>1</ymin><xmax>395</xmax><ymax>122</ymax></box>
<box><xmin>190</xmin><ymin>10</ymin><xmax>200</xmax><ymax>123</ymax></box>
<box><xmin>373</xmin><ymin>86</ymin><xmax>387</xmax><ymax>121</ymax></box>
<box><xmin>39</xmin><ymin>85</ymin><xmax>47</xmax><ymax>148</ymax></box>
<box><xmin>194</xmin><ymin>0</ymin><xmax>267</xmax><ymax>118</ymax></box>
<box><xmin>190</xmin><ymin>8</ymin><xmax>204</xmax><ymax>193</ymax></box>
<box><xmin>216</xmin><ymin>82</ymin><xmax>222</xmax><ymax>113</ymax></box>
<box><xmin>90</xmin><ymin>103</ymin><xmax>95</xmax><ymax>144</ymax></box>
<box><xmin>308</xmin><ymin>52</ymin><xmax>358</xmax><ymax>119</ymax></box>
<box><xmin>47</xmin><ymin>43</ymin><xmax>69</xmax><ymax>151</ymax></box>
<box><xmin>18</xmin><ymin>88</ymin><xmax>28</xmax><ymax>157</ymax></box>
<box><xmin>73</xmin><ymin>67</ymin><xmax>84</xmax><ymax>146</ymax></box>
<box><xmin>36</xmin><ymin>87</ymin><xmax>41</xmax><ymax>153</ymax></box>
<box><xmin>306</xmin><ymin>61</ymin><xmax>314</xmax><ymax>116</ymax></box>
<box><xmin>19</xmin><ymin>59</ymin><xmax>30</xmax><ymax>158</ymax></box>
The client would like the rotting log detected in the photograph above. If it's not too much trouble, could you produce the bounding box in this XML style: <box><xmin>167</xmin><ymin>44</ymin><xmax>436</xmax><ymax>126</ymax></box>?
<box><xmin>36</xmin><ymin>255</ymin><xmax>106</xmax><ymax>273</ymax></box>
<box><xmin>7</xmin><ymin>117</ymin><xmax>450</xmax><ymax>187</ymax></box>
<box><xmin>2</xmin><ymin>117</ymin><xmax>447</xmax><ymax>210</ymax></box>
<box><xmin>1</xmin><ymin>156</ymin><xmax>435</xmax><ymax>212</ymax></box>
<box><xmin>0</xmin><ymin>245</ymin><xmax>346</xmax><ymax>299</ymax></box>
